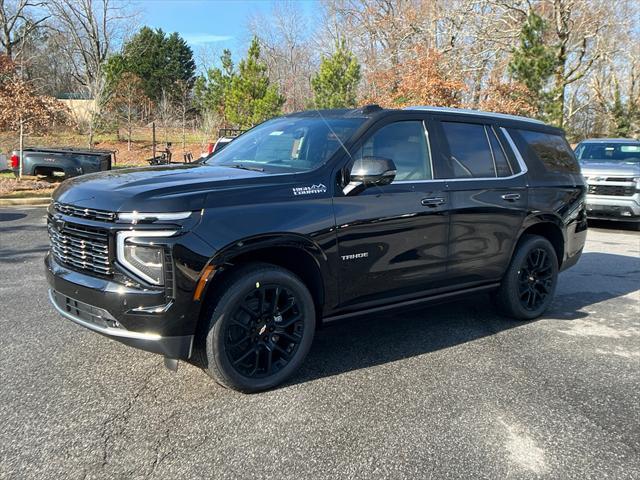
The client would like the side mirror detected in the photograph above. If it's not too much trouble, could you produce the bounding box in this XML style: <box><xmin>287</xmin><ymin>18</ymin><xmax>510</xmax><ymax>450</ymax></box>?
<box><xmin>344</xmin><ymin>156</ymin><xmax>397</xmax><ymax>195</ymax></box>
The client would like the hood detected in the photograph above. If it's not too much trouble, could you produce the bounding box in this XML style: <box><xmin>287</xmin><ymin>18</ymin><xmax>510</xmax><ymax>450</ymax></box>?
<box><xmin>580</xmin><ymin>161</ymin><xmax>640</xmax><ymax>178</ymax></box>
<box><xmin>53</xmin><ymin>163</ymin><xmax>280</xmax><ymax>212</ymax></box>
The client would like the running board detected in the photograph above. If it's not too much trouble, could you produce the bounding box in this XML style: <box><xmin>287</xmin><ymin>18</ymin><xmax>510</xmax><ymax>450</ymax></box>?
<box><xmin>322</xmin><ymin>283</ymin><xmax>500</xmax><ymax>323</ymax></box>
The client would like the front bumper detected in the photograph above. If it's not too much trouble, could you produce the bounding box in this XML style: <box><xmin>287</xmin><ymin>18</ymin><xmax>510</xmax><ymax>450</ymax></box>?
<box><xmin>45</xmin><ymin>253</ymin><xmax>194</xmax><ymax>358</ymax></box>
<box><xmin>585</xmin><ymin>193</ymin><xmax>640</xmax><ymax>221</ymax></box>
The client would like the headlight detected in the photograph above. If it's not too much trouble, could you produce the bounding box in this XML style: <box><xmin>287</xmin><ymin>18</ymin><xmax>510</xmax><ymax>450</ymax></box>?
<box><xmin>116</xmin><ymin>231</ymin><xmax>176</xmax><ymax>285</ymax></box>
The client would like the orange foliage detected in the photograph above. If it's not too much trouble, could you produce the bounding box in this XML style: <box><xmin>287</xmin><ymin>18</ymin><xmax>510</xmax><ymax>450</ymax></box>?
<box><xmin>365</xmin><ymin>47</ymin><xmax>464</xmax><ymax>108</ymax></box>
<box><xmin>0</xmin><ymin>55</ymin><xmax>71</xmax><ymax>132</ymax></box>
<box><xmin>479</xmin><ymin>81</ymin><xmax>537</xmax><ymax>117</ymax></box>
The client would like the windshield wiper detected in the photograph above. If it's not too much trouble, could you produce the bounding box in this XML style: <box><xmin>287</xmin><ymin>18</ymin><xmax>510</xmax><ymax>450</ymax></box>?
<box><xmin>226</xmin><ymin>164</ymin><xmax>264</xmax><ymax>172</ymax></box>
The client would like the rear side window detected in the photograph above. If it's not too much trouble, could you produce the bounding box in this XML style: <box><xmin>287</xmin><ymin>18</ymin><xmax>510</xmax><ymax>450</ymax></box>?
<box><xmin>441</xmin><ymin>122</ymin><xmax>495</xmax><ymax>178</ymax></box>
<box><xmin>487</xmin><ymin>127</ymin><xmax>513</xmax><ymax>177</ymax></box>
<box><xmin>440</xmin><ymin>122</ymin><xmax>514</xmax><ymax>178</ymax></box>
<box><xmin>517</xmin><ymin>130</ymin><xmax>579</xmax><ymax>173</ymax></box>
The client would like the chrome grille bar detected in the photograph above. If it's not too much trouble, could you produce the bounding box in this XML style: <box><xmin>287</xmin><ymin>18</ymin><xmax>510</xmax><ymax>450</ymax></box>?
<box><xmin>48</xmin><ymin>220</ymin><xmax>112</xmax><ymax>275</ymax></box>
<box><xmin>53</xmin><ymin>202</ymin><xmax>116</xmax><ymax>222</ymax></box>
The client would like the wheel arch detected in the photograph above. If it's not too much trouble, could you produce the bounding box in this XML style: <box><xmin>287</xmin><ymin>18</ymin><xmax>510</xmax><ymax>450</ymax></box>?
<box><xmin>516</xmin><ymin>215</ymin><xmax>565</xmax><ymax>267</ymax></box>
<box><xmin>196</xmin><ymin>233</ymin><xmax>330</xmax><ymax>332</ymax></box>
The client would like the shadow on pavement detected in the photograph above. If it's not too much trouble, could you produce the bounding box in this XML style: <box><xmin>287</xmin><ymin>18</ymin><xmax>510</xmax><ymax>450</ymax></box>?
<box><xmin>291</xmin><ymin>252</ymin><xmax>639</xmax><ymax>386</ymax></box>
<box><xmin>0</xmin><ymin>212</ymin><xmax>27</xmax><ymax>222</ymax></box>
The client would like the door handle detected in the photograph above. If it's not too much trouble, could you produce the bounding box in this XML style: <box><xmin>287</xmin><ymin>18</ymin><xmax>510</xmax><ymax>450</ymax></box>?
<box><xmin>421</xmin><ymin>197</ymin><xmax>446</xmax><ymax>207</ymax></box>
<box><xmin>501</xmin><ymin>193</ymin><xmax>521</xmax><ymax>202</ymax></box>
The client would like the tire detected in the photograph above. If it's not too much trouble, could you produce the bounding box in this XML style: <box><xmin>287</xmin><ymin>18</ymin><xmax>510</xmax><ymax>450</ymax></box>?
<box><xmin>495</xmin><ymin>234</ymin><xmax>559</xmax><ymax>320</ymax></box>
<box><xmin>199</xmin><ymin>263</ymin><xmax>315</xmax><ymax>393</ymax></box>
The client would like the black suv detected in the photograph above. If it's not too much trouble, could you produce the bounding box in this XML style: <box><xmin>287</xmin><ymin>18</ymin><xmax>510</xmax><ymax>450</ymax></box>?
<box><xmin>45</xmin><ymin>106</ymin><xmax>587</xmax><ymax>392</ymax></box>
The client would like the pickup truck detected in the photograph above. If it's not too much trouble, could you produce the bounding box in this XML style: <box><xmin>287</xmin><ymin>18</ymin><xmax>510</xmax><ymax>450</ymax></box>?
<box><xmin>10</xmin><ymin>147</ymin><xmax>115</xmax><ymax>178</ymax></box>
<box><xmin>575</xmin><ymin>138</ymin><xmax>640</xmax><ymax>227</ymax></box>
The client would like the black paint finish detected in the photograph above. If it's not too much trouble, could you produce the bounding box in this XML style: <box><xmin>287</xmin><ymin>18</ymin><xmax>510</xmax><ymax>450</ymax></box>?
<box><xmin>45</xmin><ymin>107</ymin><xmax>587</xmax><ymax>360</ymax></box>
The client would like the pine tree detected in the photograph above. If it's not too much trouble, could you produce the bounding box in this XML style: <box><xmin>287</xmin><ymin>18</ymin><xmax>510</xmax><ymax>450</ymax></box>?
<box><xmin>610</xmin><ymin>82</ymin><xmax>634</xmax><ymax>137</ymax></box>
<box><xmin>508</xmin><ymin>12</ymin><xmax>555</xmax><ymax>121</ymax></box>
<box><xmin>225</xmin><ymin>37</ymin><xmax>284</xmax><ymax>129</ymax></box>
<box><xmin>194</xmin><ymin>49</ymin><xmax>235</xmax><ymax>123</ymax></box>
<box><xmin>310</xmin><ymin>40</ymin><xmax>361</xmax><ymax>109</ymax></box>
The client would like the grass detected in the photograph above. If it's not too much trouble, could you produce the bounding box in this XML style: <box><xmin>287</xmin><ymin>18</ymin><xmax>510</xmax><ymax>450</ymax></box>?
<box><xmin>1</xmin><ymin>188</ymin><xmax>54</xmax><ymax>199</ymax></box>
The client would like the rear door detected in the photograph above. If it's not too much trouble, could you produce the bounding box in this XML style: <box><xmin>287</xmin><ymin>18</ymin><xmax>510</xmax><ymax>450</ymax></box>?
<box><xmin>431</xmin><ymin>115</ymin><xmax>528</xmax><ymax>285</ymax></box>
<box><xmin>333</xmin><ymin>114</ymin><xmax>450</xmax><ymax>308</ymax></box>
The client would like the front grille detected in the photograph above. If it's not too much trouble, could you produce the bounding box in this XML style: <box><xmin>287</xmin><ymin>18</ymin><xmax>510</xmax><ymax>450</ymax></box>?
<box><xmin>588</xmin><ymin>184</ymin><xmax>635</xmax><ymax>196</ymax></box>
<box><xmin>48</xmin><ymin>220</ymin><xmax>112</xmax><ymax>275</ymax></box>
<box><xmin>605</xmin><ymin>177</ymin><xmax>635</xmax><ymax>182</ymax></box>
<box><xmin>54</xmin><ymin>202</ymin><xmax>116</xmax><ymax>222</ymax></box>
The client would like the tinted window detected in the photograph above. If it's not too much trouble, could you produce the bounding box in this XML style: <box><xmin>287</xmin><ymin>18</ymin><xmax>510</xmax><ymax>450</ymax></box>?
<box><xmin>209</xmin><ymin>116</ymin><xmax>363</xmax><ymax>172</ymax></box>
<box><xmin>575</xmin><ymin>142</ymin><xmax>640</xmax><ymax>163</ymax></box>
<box><xmin>488</xmin><ymin>127</ymin><xmax>513</xmax><ymax>177</ymax></box>
<box><xmin>353</xmin><ymin>121</ymin><xmax>431</xmax><ymax>181</ymax></box>
<box><xmin>518</xmin><ymin>130</ymin><xmax>579</xmax><ymax>173</ymax></box>
<box><xmin>441</xmin><ymin>122</ymin><xmax>495</xmax><ymax>178</ymax></box>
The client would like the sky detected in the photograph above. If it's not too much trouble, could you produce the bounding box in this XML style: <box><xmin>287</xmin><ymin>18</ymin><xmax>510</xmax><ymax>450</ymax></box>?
<box><xmin>130</xmin><ymin>0</ymin><xmax>318</xmax><ymax>68</ymax></box>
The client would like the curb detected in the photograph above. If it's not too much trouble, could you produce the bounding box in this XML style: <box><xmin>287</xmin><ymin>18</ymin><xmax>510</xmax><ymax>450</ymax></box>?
<box><xmin>0</xmin><ymin>196</ymin><xmax>51</xmax><ymax>207</ymax></box>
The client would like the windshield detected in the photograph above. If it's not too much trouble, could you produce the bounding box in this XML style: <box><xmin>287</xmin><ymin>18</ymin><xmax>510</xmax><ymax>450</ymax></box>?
<box><xmin>575</xmin><ymin>142</ymin><xmax>640</xmax><ymax>163</ymax></box>
<box><xmin>207</xmin><ymin>116</ymin><xmax>364</xmax><ymax>172</ymax></box>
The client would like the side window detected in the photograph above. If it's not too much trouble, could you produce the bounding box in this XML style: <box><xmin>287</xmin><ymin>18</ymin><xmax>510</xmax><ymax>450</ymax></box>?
<box><xmin>440</xmin><ymin>122</ymin><xmax>495</xmax><ymax>178</ymax></box>
<box><xmin>487</xmin><ymin>127</ymin><xmax>514</xmax><ymax>177</ymax></box>
<box><xmin>517</xmin><ymin>129</ymin><xmax>579</xmax><ymax>173</ymax></box>
<box><xmin>352</xmin><ymin>121</ymin><xmax>431</xmax><ymax>181</ymax></box>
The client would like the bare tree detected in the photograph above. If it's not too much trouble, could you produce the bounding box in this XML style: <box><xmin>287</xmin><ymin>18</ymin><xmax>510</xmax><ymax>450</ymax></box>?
<box><xmin>46</xmin><ymin>0</ymin><xmax>132</xmax><ymax>146</ymax></box>
<box><xmin>248</xmin><ymin>0</ymin><xmax>316</xmax><ymax>112</ymax></box>
<box><xmin>0</xmin><ymin>0</ymin><xmax>48</xmax><ymax>59</ymax></box>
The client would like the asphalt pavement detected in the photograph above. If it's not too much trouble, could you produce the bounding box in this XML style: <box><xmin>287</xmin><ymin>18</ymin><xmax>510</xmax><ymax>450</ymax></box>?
<box><xmin>0</xmin><ymin>207</ymin><xmax>638</xmax><ymax>480</ymax></box>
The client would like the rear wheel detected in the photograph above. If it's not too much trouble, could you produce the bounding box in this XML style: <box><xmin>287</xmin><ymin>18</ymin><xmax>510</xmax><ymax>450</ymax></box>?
<box><xmin>496</xmin><ymin>235</ymin><xmax>558</xmax><ymax>320</ymax></box>
<box><xmin>200</xmin><ymin>264</ymin><xmax>315</xmax><ymax>393</ymax></box>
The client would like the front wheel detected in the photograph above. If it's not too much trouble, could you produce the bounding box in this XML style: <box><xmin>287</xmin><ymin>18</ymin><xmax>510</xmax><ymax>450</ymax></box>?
<box><xmin>201</xmin><ymin>264</ymin><xmax>315</xmax><ymax>393</ymax></box>
<box><xmin>495</xmin><ymin>235</ymin><xmax>559</xmax><ymax>320</ymax></box>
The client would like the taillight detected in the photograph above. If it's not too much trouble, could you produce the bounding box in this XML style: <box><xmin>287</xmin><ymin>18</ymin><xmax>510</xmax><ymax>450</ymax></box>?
<box><xmin>10</xmin><ymin>154</ymin><xmax>19</xmax><ymax>169</ymax></box>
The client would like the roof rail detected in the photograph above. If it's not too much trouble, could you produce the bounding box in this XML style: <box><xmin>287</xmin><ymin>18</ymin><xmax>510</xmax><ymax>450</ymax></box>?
<box><xmin>352</xmin><ymin>104</ymin><xmax>383</xmax><ymax>115</ymax></box>
<box><xmin>403</xmin><ymin>106</ymin><xmax>546</xmax><ymax>125</ymax></box>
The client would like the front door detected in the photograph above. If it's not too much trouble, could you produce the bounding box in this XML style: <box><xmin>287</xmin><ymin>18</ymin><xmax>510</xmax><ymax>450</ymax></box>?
<box><xmin>333</xmin><ymin>117</ymin><xmax>450</xmax><ymax>309</ymax></box>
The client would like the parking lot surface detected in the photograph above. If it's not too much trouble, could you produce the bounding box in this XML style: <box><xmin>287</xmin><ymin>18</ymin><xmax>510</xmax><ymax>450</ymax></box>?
<box><xmin>0</xmin><ymin>207</ymin><xmax>638</xmax><ymax>480</ymax></box>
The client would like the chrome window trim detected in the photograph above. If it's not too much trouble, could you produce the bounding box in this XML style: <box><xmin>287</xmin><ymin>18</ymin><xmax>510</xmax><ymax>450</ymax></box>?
<box><xmin>500</xmin><ymin>127</ymin><xmax>529</xmax><ymax>175</ymax></box>
<box><xmin>423</xmin><ymin>120</ymin><xmax>435</xmax><ymax>181</ymax></box>
<box><xmin>116</xmin><ymin>230</ymin><xmax>177</xmax><ymax>285</ymax></box>
<box><xmin>484</xmin><ymin>125</ymin><xmax>499</xmax><ymax>178</ymax></box>
<box><xmin>393</xmin><ymin>126</ymin><xmax>528</xmax><ymax>184</ymax></box>
<box><xmin>491</xmin><ymin>125</ymin><xmax>514</xmax><ymax>175</ymax></box>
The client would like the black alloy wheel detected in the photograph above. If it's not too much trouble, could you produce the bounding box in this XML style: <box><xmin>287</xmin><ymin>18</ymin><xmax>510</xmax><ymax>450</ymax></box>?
<box><xmin>200</xmin><ymin>263</ymin><xmax>315</xmax><ymax>393</ymax></box>
<box><xmin>495</xmin><ymin>234</ymin><xmax>558</xmax><ymax>320</ymax></box>
<box><xmin>518</xmin><ymin>247</ymin><xmax>554</xmax><ymax>312</ymax></box>
<box><xmin>224</xmin><ymin>284</ymin><xmax>304</xmax><ymax>378</ymax></box>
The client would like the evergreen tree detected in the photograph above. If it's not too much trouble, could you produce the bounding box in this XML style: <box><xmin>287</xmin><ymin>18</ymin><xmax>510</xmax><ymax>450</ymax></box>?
<box><xmin>194</xmin><ymin>49</ymin><xmax>235</xmax><ymax>121</ymax></box>
<box><xmin>610</xmin><ymin>82</ymin><xmax>636</xmax><ymax>137</ymax></box>
<box><xmin>508</xmin><ymin>12</ymin><xmax>555</xmax><ymax>120</ymax></box>
<box><xmin>310</xmin><ymin>40</ymin><xmax>361</xmax><ymax>109</ymax></box>
<box><xmin>119</xmin><ymin>27</ymin><xmax>196</xmax><ymax>103</ymax></box>
<box><xmin>225</xmin><ymin>37</ymin><xmax>284</xmax><ymax>128</ymax></box>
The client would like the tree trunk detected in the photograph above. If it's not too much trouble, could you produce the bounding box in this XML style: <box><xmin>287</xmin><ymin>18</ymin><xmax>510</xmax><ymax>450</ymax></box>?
<box><xmin>18</xmin><ymin>117</ymin><xmax>23</xmax><ymax>179</ymax></box>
